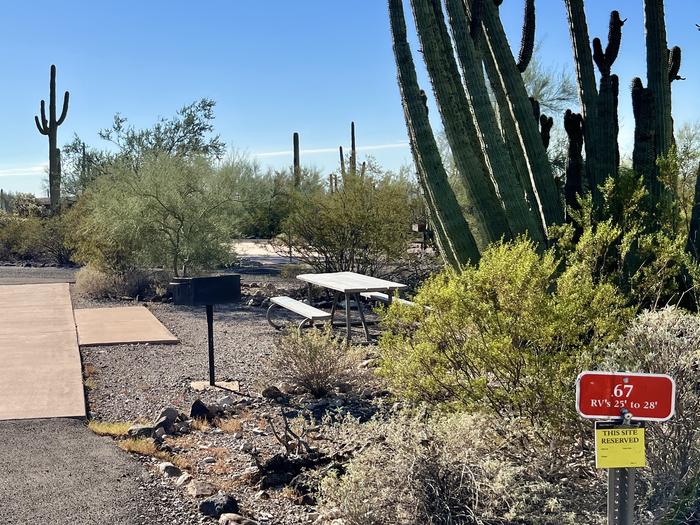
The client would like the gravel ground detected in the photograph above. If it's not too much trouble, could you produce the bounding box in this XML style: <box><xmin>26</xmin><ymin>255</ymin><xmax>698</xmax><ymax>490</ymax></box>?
<box><xmin>0</xmin><ymin>266</ymin><xmax>385</xmax><ymax>524</ymax></box>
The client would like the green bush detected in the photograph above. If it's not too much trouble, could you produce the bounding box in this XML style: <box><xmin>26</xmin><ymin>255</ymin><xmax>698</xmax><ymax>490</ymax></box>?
<box><xmin>68</xmin><ymin>154</ymin><xmax>240</xmax><ymax>276</ymax></box>
<box><xmin>319</xmin><ymin>411</ymin><xmax>606</xmax><ymax>525</ymax></box>
<box><xmin>605</xmin><ymin>308</ymin><xmax>700</xmax><ymax>523</ymax></box>
<box><xmin>74</xmin><ymin>264</ymin><xmax>154</xmax><ymax>299</ymax></box>
<box><xmin>275</xmin><ymin>171</ymin><xmax>414</xmax><ymax>276</ymax></box>
<box><xmin>378</xmin><ymin>238</ymin><xmax>632</xmax><ymax>430</ymax></box>
<box><xmin>0</xmin><ymin>213</ymin><xmax>72</xmax><ymax>264</ymax></box>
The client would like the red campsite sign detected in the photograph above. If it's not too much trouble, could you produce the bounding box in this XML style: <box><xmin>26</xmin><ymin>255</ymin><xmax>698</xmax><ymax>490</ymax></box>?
<box><xmin>576</xmin><ymin>371</ymin><xmax>675</xmax><ymax>422</ymax></box>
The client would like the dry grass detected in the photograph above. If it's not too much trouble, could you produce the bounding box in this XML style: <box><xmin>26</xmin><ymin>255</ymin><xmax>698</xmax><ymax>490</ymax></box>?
<box><xmin>87</xmin><ymin>420</ymin><xmax>133</xmax><ymax>437</ymax></box>
<box><xmin>191</xmin><ymin>418</ymin><xmax>211</xmax><ymax>431</ymax></box>
<box><xmin>83</xmin><ymin>363</ymin><xmax>98</xmax><ymax>378</ymax></box>
<box><xmin>118</xmin><ymin>437</ymin><xmax>164</xmax><ymax>457</ymax></box>
<box><xmin>117</xmin><ymin>437</ymin><xmax>194</xmax><ymax>469</ymax></box>
<box><xmin>83</xmin><ymin>377</ymin><xmax>97</xmax><ymax>391</ymax></box>
<box><xmin>215</xmin><ymin>417</ymin><xmax>243</xmax><ymax>433</ymax></box>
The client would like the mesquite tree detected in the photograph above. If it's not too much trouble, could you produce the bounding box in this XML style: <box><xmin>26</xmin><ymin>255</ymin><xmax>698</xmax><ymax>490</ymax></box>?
<box><xmin>35</xmin><ymin>64</ymin><xmax>70</xmax><ymax>213</ymax></box>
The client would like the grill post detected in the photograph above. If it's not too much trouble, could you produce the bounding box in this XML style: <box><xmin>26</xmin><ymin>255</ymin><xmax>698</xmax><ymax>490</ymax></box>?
<box><xmin>206</xmin><ymin>304</ymin><xmax>215</xmax><ymax>386</ymax></box>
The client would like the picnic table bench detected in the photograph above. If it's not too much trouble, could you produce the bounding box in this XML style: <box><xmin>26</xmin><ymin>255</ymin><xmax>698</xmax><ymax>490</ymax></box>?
<box><xmin>266</xmin><ymin>296</ymin><xmax>332</xmax><ymax>333</ymax></box>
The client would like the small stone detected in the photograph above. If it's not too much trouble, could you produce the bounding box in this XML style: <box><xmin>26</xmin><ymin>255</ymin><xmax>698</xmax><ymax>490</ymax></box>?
<box><xmin>218</xmin><ymin>395</ymin><xmax>235</xmax><ymax>406</ymax></box>
<box><xmin>153</xmin><ymin>427</ymin><xmax>166</xmax><ymax>439</ymax></box>
<box><xmin>202</xmin><ymin>456</ymin><xmax>217</xmax><ymax>464</ymax></box>
<box><xmin>199</xmin><ymin>493</ymin><xmax>239</xmax><ymax>518</ymax></box>
<box><xmin>127</xmin><ymin>424</ymin><xmax>154</xmax><ymax>438</ymax></box>
<box><xmin>175</xmin><ymin>473</ymin><xmax>193</xmax><ymax>487</ymax></box>
<box><xmin>251</xmin><ymin>428</ymin><xmax>265</xmax><ymax>436</ymax></box>
<box><xmin>158</xmin><ymin>462</ymin><xmax>181</xmax><ymax>478</ymax></box>
<box><xmin>261</xmin><ymin>386</ymin><xmax>283</xmax><ymax>399</ymax></box>
<box><xmin>191</xmin><ymin>399</ymin><xmax>210</xmax><ymax>420</ymax></box>
<box><xmin>219</xmin><ymin>514</ymin><xmax>259</xmax><ymax>525</ymax></box>
<box><xmin>187</xmin><ymin>480</ymin><xmax>217</xmax><ymax>498</ymax></box>
<box><xmin>254</xmin><ymin>490</ymin><xmax>269</xmax><ymax>500</ymax></box>
<box><xmin>232</xmin><ymin>432</ymin><xmax>243</xmax><ymax>439</ymax></box>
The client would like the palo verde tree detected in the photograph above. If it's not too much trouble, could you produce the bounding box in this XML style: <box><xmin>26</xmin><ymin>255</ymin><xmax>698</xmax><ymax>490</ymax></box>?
<box><xmin>34</xmin><ymin>65</ymin><xmax>70</xmax><ymax>213</ymax></box>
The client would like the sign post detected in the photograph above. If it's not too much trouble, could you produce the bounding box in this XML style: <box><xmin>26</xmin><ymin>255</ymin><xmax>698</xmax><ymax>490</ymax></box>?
<box><xmin>576</xmin><ymin>371</ymin><xmax>675</xmax><ymax>525</ymax></box>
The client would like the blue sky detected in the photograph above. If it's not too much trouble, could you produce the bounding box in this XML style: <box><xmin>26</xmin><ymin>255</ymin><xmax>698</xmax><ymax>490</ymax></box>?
<box><xmin>1</xmin><ymin>1</ymin><xmax>700</xmax><ymax>195</ymax></box>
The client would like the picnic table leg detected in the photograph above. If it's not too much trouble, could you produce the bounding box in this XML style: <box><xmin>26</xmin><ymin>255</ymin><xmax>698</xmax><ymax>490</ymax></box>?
<box><xmin>330</xmin><ymin>291</ymin><xmax>340</xmax><ymax>325</ymax></box>
<box><xmin>345</xmin><ymin>292</ymin><xmax>352</xmax><ymax>343</ymax></box>
<box><xmin>354</xmin><ymin>293</ymin><xmax>370</xmax><ymax>341</ymax></box>
<box><xmin>307</xmin><ymin>283</ymin><xmax>313</xmax><ymax>305</ymax></box>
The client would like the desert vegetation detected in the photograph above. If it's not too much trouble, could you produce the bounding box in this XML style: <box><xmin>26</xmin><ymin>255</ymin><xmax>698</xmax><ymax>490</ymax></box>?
<box><xmin>3</xmin><ymin>0</ymin><xmax>700</xmax><ymax>524</ymax></box>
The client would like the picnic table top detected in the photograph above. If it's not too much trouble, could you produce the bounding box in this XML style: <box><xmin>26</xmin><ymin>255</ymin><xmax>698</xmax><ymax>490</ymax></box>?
<box><xmin>296</xmin><ymin>271</ymin><xmax>407</xmax><ymax>294</ymax></box>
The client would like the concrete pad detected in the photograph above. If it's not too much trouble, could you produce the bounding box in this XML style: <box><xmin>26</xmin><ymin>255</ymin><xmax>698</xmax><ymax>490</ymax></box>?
<box><xmin>190</xmin><ymin>380</ymin><xmax>240</xmax><ymax>392</ymax></box>
<box><xmin>0</xmin><ymin>283</ymin><xmax>85</xmax><ymax>420</ymax></box>
<box><xmin>74</xmin><ymin>306</ymin><xmax>178</xmax><ymax>347</ymax></box>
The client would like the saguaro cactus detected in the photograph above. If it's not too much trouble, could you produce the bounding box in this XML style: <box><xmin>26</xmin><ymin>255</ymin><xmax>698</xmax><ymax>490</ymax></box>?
<box><xmin>293</xmin><ymin>132</ymin><xmax>301</xmax><ymax>187</ymax></box>
<box><xmin>35</xmin><ymin>64</ymin><xmax>69</xmax><ymax>214</ymax></box>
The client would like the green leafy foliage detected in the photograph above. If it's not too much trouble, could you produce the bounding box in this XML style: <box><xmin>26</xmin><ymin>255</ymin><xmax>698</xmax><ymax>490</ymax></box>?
<box><xmin>67</xmin><ymin>154</ymin><xmax>239</xmax><ymax>276</ymax></box>
<box><xmin>552</xmin><ymin>167</ymin><xmax>700</xmax><ymax>309</ymax></box>
<box><xmin>378</xmin><ymin>238</ymin><xmax>631</xmax><ymax>429</ymax></box>
<box><xmin>277</xmin><ymin>170</ymin><xmax>414</xmax><ymax>276</ymax></box>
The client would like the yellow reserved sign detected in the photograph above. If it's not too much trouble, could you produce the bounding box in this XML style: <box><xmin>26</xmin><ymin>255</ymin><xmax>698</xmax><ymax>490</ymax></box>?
<box><xmin>595</xmin><ymin>424</ymin><xmax>646</xmax><ymax>468</ymax></box>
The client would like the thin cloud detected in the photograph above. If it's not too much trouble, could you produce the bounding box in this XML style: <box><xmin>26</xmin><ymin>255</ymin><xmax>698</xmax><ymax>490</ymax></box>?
<box><xmin>253</xmin><ymin>141</ymin><xmax>409</xmax><ymax>158</ymax></box>
<box><xmin>0</xmin><ymin>164</ymin><xmax>46</xmax><ymax>178</ymax></box>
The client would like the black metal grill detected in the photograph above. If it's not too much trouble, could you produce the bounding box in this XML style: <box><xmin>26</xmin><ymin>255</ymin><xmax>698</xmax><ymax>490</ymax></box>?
<box><xmin>170</xmin><ymin>275</ymin><xmax>240</xmax><ymax>306</ymax></box>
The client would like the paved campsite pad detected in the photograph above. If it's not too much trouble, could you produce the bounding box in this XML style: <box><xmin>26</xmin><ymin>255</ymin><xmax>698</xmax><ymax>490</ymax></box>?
<box><xmin>74</xmin><ymin>306</ymin><xmax>178</xmax><ymax>347</ymax></box>
<box><xmin>0</xmin><ymin>283</ymin><xmax>85</xmax><ymax>420</ymax></box>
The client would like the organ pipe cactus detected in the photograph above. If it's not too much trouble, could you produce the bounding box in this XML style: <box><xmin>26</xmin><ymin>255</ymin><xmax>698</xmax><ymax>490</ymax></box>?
<box><xmin>515</xmin><ymin>0</ymin><xmax>535</xmax><ymax>73</ymax></box>
<box><xmin>389</xmin><ymin>0</ymin><xmax>479</xmax><ymax>268</ymax></box>
<box><xmin>35</xmin><ymin>64</ymin><xmax>69</xmax><ymax>213</ymax></box>
<box><xmin>563</xmin><ymin>109</ymin><xmax>584</xmax><ymax>215</ymax></box>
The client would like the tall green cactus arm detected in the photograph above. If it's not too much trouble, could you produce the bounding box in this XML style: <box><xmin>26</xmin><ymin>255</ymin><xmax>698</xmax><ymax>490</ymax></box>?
<box><xmin>339</xmin><ymin>146</ymin><xmax>346</xmax><ymax>178</ymax></box>
<box><xmin>604</xmin><ymin>11</ymin><xmax>624</xmax><ymax>67</ymax></box>
<box><xmin>687</xmin><ymin>162</ymin><xmax>700</xmax><ymax>260</ymax></box>
<box><xmin>564</xmin><ymin>0</ymin><xmax>598</xmax><ymax>119</ymax></box>
<box><xmin>480</xmin><ymin>0</ymin><xmax>563</xmax><ymax>226</ymax></box>
<box><xmin>293</xmin><ymin>132</ymin><xmax>301</xmax><ymax>187</ymax></box>
<box><xmin>409</xmin><ymin>0</ymin><xmax>512</xmax><ymax>248</ymax></box>
<box><xmin>540</xmin><ymin>114</ymin><xmax>553</xmax><ymax>150</ymax></box>
<box><xmin>388</xmin><ymin>0</ymin><xmax>479</xmax><ymax>268</ymax></box>
<box><xmin>644</xmin><ymin>0</ymin><xmax>674</xmax><ymax>156</ymax></box>
<box><xmin>631</xmin><ymin>77</ymin><xmax>659</xmax><ymax>198</ymax></box>
<box><xmin>444</xmin><ymin>0</ymin><xmax>546</xmax><ymax>242</ymax></box>
<box><xmin>349</xmin><ymin>122</ymin><xmax>357</xmax><ymax>176</ymax></box>
<box><xmin>469</xmin><ymin>0</ymin><xmax>483</xmax><ymax>41</ymax></box>
<box><xmin>668</xmin><ymin>46</ymin><xmax>683</xmax><ymax>82</ymax></box>
<box><xmin>564</xmin><ymin>109</ymin><xmax>585</xmax><ymax>214</ymax></box>
<box><xmin>516</xmin><ymin>0</ymin><xmax>535</xmax><ymax>73</ymax></box>
<box><xmin>481</xmin><ymin>28</ymin><xmax>542</xmax><ymax>221</ymax></box>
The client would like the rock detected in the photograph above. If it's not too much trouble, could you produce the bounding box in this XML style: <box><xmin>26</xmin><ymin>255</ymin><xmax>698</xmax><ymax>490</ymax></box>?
<box><xmin>156</xmin><ymin>407</ymin><xmax>179</xmax><ymax>426</ymax></box>
<box><xmin>190</xmin><ymin>399</ymin><xmax>210</xmax><ymax>420</ymax></box>
<box><xmin>127</xmin><ymin>424</ymin><xmax>154</xmax><ymax>438</ymax></box>
<box><xmin>219</xmin><ymin>514</ymin><xmax>258</xmax><ymax>525</ymax></box>
<box><xmin>202</xmin><ymin>456</ymin><xmax>217</xmax><ymax>464</ymax></box>
<box><xmin>158</xmin><ymin>462</ymin><xmax>182</xmax><ymax>478</ymax></box>
<box><xmin>187</xmin><ymin>480</ymin><xmax>217</xmax><ymax>498</ymax></box>
<box><xmin>153</xmin><ymin>427</ymin><xmax>166</xmax><ymax>439</ymax></box>
<box><xmin>174</xmin><ymin>420</ymin><xmax>191</xmax><ymax>434</ymax></box>
<box><xmin>337</xmin><ymin>382</ymin><xmax>353</xmax><ymax>393</ymax></box>
<box><xmin>232</xmin><ymin>432</ymin><xmax>243</xmax><ymax>439</ymax></box>
<box><xmin>199</xmin><ymin>493</ymin><xmax>239</xmax><ymax>518</ymax></box>
<box><xmin>218</xmin><ymin>395</ymin><xmax>235</xmax><ymax>407</ymax></box>
<box><xmin>254</xmin><ymin>490</ymin><xmax>269</xmax><ymax>500</ymax></box>
<box><xmin>175</xmin><ymin>473</ymin><xmax>193</xmax><ymax>487</ymax></box>
<box><xmin>261</xmin><ymin>386</ymin><xmax>283</xmax><ymax>399</ymax></box>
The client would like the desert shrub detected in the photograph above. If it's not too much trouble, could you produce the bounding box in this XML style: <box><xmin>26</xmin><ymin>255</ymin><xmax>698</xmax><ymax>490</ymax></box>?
<box><xmin>605</xmin><ymin>308</ymin><xmax>700</xmax><ymax>523</ymax></box>
<box><xmin>275</xmin><ymin>171</ymin><xmax>413</xmax><ymax>276</ymax></box>
<box><xmin>75</xmin><ymin>264</ymin><xmax>153</xmax><ymax>299</ymax></box>
<box><xmin>319</xmin><ymin>411</ymin><xmax>606</xmax><ymax>525</ymax></box>
<box><xmin>270</xmin><ymin>328</ymin><xmax>364</xmax><ymax>397</ymax></box>
<box><xmin>68</xmin><ymin>154</ymin><xmax>240</xmax><ymax>276</ymax></box>
<box><xmin>0</xmin><ymin>213</ymin><xmax>72</xmax><ymax>264</ymax></box>
<box><xmin>378</xmin><ymin>238</ymin><xmax>632</xmax><ymax>430</ymax></box>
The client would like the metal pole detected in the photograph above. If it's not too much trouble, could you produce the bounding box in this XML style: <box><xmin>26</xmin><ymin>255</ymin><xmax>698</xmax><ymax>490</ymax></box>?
<box><xmin>206</xmin><ymin>304</ymin><xmax>215</xmax><ymax>386</ymax></box>
<box><xmin>608</xmin><ymin>468</ymin><xmax>634</xmax><ymax>525</ymax></box>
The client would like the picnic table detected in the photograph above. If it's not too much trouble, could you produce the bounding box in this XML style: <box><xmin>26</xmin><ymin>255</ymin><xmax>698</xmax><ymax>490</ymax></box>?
<box><xmin>296</xmin><ymin>271</ymin><xmax>407</xmax><ymax>342</ymax></box>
